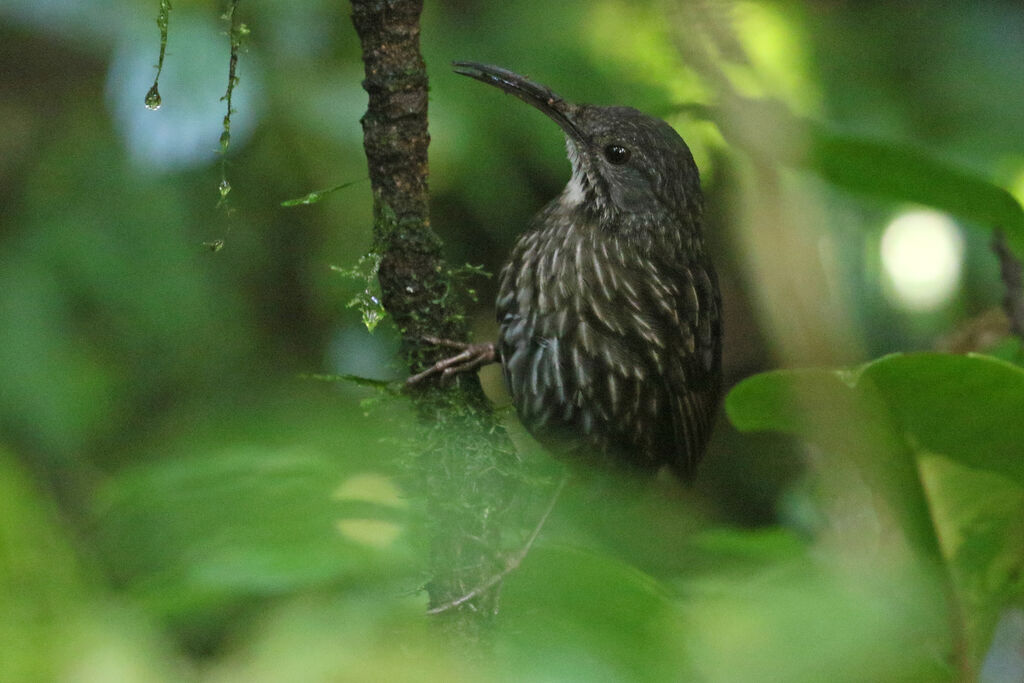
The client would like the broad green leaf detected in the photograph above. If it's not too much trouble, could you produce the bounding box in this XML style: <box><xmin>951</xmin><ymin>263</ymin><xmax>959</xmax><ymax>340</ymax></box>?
<box><xmin>493</xmin><ymin>532</ymin><xmax>949</xmax><ymax>682</ymax></box>
<box><xmin>713</xmin><ymin>97</ymin><xmax>1024</xmax><ymax>255</ymax></box>
<box><xmin>90</xmin><ymin>387</ymin><xmax>419</xmax><ymax>633</ymax></box>
<box><xmin>207</xmin><ymin>592</ymin><xmax>481</xmax><ymax>683</ymax></box>
<box><xmin>1</xmin><ymin>449</ymin><xmax>88</xmax><ymax>681</ymax></box>
<box><xmin>863</xmin><ymin>354</ymin><xmax>1024</xmax><ymax>483</ymax></box>
<box><xmin>724</xmin><ymin>358</ymin><xmax>937</xmax><ymax>557</ymax></box>
<box><xmin>985</xmin><ymin>337</ymin><xmax>1024</xmax><ymax>368</ymax></box>
<box><xmin>93</xmin><ymin>447</ymin><xmax>416</xmax><ymax>625</ymax></box>
<box><xmin>806</xmin><ymin>125</ymin><xmax>1024</xmax><ymax>255</ymax></box>
<box><xmin>496</xmin><ymin>545</ymin><xmax>688</xmax><ymax>682</ymax></box>
<box><xmin>726</xmin><ymin>352</ymin><xmax>1024</xmax><ymax>487</ymax></box>
<box><xmin>0</xmin><ymin>450</ymin><xmax>175</xmax><ymax>681</ymax></box>
<box><xmin>919</xmin><ymin>454</ymin><xmax>1024</xmax><ymax>664</ymax></box>
<box><xmin>678</xmin><ymin>533</ymin><xmax>951</xmax><ymax>682</ymax></box>
<box><xmin>725</xmin><ymin>352</ymin><xmax>1024</xmax><ymax>670</ymax></box>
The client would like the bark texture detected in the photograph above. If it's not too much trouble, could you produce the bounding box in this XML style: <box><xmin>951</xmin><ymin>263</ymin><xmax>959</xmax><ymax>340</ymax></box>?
<box><xmin>349</xmin><ymin>0</ymin><xmax>516</xmax><ymax>641</ymax></box>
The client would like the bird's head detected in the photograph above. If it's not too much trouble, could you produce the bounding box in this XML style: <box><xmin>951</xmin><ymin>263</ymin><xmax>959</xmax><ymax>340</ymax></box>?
<box><xmin>454</xmin><ymin>62</ymin><xmax>703</xmax><ymax>228</ymax></box>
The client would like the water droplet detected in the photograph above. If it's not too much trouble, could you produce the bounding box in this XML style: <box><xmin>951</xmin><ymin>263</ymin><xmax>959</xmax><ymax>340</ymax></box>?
<box><xmin>219</xmin><ymin>130</ymin><xmax>231</xmax><ymax>150</ymax></box>
<box><xmin>144</xmin><ymin>84</ymin><xmax>162</xmax><ymax>110</ymax></box>
<box><xmin>203</xmin><ymin>239</ymin><xmax>225</xmax><ymax>252</ymax></box>
<box><xmin>218</xmin><ymin>179</ymin><xmax>231</xmax><ymax>198</ymax></box>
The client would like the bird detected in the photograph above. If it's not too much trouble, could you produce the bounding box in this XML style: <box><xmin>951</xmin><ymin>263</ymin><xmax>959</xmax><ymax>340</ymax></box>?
<box><xmin>410</xmin><ymin>62</ymin><xmax>722</xmax><ymax>480</ymax></box>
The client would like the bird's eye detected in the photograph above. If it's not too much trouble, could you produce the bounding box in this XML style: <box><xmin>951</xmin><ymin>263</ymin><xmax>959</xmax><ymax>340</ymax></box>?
<box><xmin>603</xmin><ymin>144</ymin><xmax>631</xmax><ymax>165</ymax></box>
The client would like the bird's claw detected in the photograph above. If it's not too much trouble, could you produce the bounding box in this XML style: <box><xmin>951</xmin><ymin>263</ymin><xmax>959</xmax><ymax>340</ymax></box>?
<box><xmin>406</xmin><ymin>337</ymin><xmax>498</xmax><ymax>386</ymax></box>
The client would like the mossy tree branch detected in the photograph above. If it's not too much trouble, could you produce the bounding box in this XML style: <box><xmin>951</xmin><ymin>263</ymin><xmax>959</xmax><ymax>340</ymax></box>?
<box><xmin>349</xmin><ymin>0</ymin><xmax>517</xmax><ymax>640</ymax></box>
<box><xmin>349</xmin><ymin>0</ymin><xmax>463</xmax><ymax>364</ymax></box>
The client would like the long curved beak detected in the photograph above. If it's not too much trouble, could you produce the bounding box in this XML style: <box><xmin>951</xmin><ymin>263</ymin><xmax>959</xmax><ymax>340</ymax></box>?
<box><xmin>452</xmin><ymin>61</ymin><xmax>586</xmax><ymax>143</ymax></box>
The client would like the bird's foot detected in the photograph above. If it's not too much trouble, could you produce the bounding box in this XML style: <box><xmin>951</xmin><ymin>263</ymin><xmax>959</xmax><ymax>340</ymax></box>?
<box><xmin>405</xmin><ymin>336</ymin><xmax>499</xmax><ymax>386</ymax></box>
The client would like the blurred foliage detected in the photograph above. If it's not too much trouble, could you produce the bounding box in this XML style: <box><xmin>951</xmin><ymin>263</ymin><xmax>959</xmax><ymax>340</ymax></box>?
<box><xmin>1</xmin><ymin>0</ymin><xmax>1023</xmax><ymax>680</ymax></box>
<box><xmin>728</xmin><ymin>353</ymin><xmax>1024</xmax><ymax>668</ymax></box>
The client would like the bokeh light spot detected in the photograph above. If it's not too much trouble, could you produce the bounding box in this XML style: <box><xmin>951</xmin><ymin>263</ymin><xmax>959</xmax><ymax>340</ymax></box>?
<box><xmin>333</xmin><ymin>472</ymin><xmax>406</xmax><ymax>508</ymax></box>
<box><xmin>333</xmin><ymin>473</ymin><xmax>405</xmax><ymax>548</ymax></box>
<box><xmin>880</xmin><ymin>209</ymin><xmax>964</xmax><ymax>312</ymax></box>
<box><xmin>335</xmin><ymin>519</ymin><xmax>402</xmax><ymax>549</ymax></box>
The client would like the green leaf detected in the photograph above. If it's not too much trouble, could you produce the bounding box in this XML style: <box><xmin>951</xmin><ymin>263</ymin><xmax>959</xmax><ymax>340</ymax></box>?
<box><xmin>919</xmin><ymin>454</ymin><xmax>1024</xmax><ymax>664</ymax></box>
<box><xmin>711</xmin><ymin>98</ymin><xmax>1024</xmax><ymax>255</ymax></box>
<box><xmin>0</xmin><ymin>450</ymin><xmax>88</xmax><ymax>681</ymax></box>
<box><xmin>331</xmin><ymin>253</ymin><xmax>386</xmax><ymax>332</ymax></box>
<box><xmin>89</xmin><ymin>390</ymin><xmax>418</xmax><ymax>631</ymax></box>
<box><xmin>725</xmin><ymin>358</ymin><xmax>936</xmax><ymax>555</ymax></box>
<box><xmin>726</xmin><ymin>352</ymin><xmax>1024</xmax><ymax>487</ymax></box>
<box><xmin>207</xmin><ymin>591</ymin><xmax>484</xmax><ymax>681</ymax></box>
<box><xmin>861</xmin><ymin>353</ymin><xmax>1024</xmax><ymax>484</ymax></box>
<box><xmin>725</xmin><ymin>353</ymin><xmax>1024</xmax><ymax>669</ymax></box>
<box><xmin>677</xmin><ymin>533</ymin><xmax>950</xmax><ymax>682</ymax></box>
<box><xmin>0</xmin><ymin>450</ymin><xmax>175</xmax><ymax>681</ymax></box>
<box><xmin>493</xmin><ymin>533</ymin><xmax>949</xmax><ymax>682</ymax></box>
<box><xmin>280</xmin><ymin>178</ymin><xmax>366</xmax><ymax>207</ymax></box>
<box><xmin>805</xmin><ymin>125</ymin><xmax>1024</xmax><ymax>255</ymax></box>
<box><xmin>985</xmin><ymin>337</ymin><xmax>1024</xmax><ymax>367</ymax></box>
<box><xmin>93</xmin><ymin>447</ymin><xmax>416</xmax><ymax>624</ymax></box>
<box><xmin>299</xmin><ymin>373</ymin><xmax>401</xmax><ymax>394</ymax></box>
<box><xmin>496</xmin><ymin>545</ymin><xmax>688</xmax><ymax>682</ymax></box>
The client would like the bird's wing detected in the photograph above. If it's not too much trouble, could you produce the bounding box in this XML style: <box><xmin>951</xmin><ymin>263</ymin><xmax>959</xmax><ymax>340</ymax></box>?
<box><xmin>655</xmin><ymin>258</ymin><xmax>722</xmax><ymax>478</ymax></box>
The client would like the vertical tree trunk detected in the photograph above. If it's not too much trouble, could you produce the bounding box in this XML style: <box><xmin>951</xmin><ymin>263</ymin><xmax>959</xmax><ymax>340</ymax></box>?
<box><xmin>349</xmin><ymin>0</ymin><xmax>517</xmax><ymax>642</ymax></box>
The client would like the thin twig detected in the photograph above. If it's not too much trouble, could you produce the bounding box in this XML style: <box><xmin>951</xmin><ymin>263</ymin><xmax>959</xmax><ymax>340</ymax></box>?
<box><xmin>427</xmin><ymin>472</ymin><xmax>569</xmax><ymax>615</ymax></box>
<box><xmin>992</xmin><ymin>229</ymin><xmax>1024</xmax><ymax>338</ymax></box>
